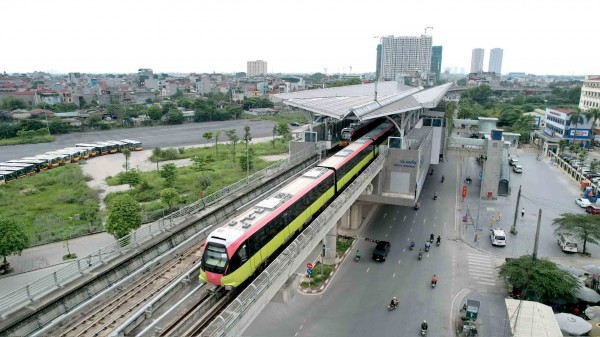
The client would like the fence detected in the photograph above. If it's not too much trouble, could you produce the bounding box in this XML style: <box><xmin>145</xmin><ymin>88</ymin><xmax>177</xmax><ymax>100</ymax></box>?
<box><xmin>201</xmin><ymin>146</ymin><xmax>389</xmax><ymax>337</ymax></box>
<box><xmin>547</xmin><ymin>151</ymin><xmax>598</xmax><ymax>192</ymax></box>
<box><xmin>0</xmin><ymin>145</ymin><xmax>318</xmax><ymax>319</ymax></box>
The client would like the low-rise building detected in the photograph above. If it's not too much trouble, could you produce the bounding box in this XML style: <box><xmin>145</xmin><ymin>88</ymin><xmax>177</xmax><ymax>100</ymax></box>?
<box><xmin>543</xmin><ymin>108</ymin><xmax>593</xmax><ymax>147</ymax></box>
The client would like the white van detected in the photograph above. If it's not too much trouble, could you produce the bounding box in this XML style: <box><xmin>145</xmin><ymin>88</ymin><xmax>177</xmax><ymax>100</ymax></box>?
<box><xmin>490</xmin><ymin>228</ymin><xmax>506</xmax><ymax>246</ymax></box>
<box><xmin>557</xmin><ymin>234</ymin><xmax>578</xmax><ymax>253</ymax></box>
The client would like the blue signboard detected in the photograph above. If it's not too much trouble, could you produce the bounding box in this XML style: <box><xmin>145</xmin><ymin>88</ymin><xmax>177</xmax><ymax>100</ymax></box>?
<box><xmin>306</xmin><ymin>269</ymin><xmax>313</xmax><ymax>275</ymax></box>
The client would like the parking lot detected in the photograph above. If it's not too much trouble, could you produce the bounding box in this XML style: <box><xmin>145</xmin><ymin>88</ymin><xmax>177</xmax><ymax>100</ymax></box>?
<box><xmin>461</xmin><ymin>148</ymin><xmax>600</xmax><ymax>259</ymax></box>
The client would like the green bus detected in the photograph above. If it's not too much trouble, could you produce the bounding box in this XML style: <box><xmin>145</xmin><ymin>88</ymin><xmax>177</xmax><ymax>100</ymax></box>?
<box><xmin>0</xmin><ymin>162</ymin><xmax>36</xmax><ymax>176</ymax></box>
<box><xmin>11</xmin><ymin>158</ymin><xmax>49</xmax><ymax>172</ymax></box>
<box><xmin>0</xmin><ymin>166</ymin><xmax>27</xmax><ymax>179</ymax></box>
<box><xmin>0</xmin><ymin>171</ymin><xmax>18</xmax><ymax>185</ymax></box>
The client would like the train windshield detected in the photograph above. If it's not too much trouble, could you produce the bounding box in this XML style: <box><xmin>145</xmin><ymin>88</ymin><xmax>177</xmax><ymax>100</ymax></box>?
<box><xmin>341</xmin><ymin>129</ymin><xmax>352</xmax><ymax>140</ymax></box>
<box><xmin>202</xmin><ymin>242</ymin><xmax>228</xmax><ymax>274</ymax></box>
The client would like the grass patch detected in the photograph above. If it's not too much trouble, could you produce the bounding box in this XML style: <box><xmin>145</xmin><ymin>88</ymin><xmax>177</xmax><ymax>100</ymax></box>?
<box><xmin>106</xmin><ymin>143</ymin><xmax>289</xmax><ymax>219</ymax></box>
<box><xmin>0</xmin><ymin>163</ymin><xmax>102</xmax><ymax>245</ymax></box>
<box><xmin>299</xmin><ymin>262</ymin><xmax>334</xmax><ymax>290</ymax></box>
<box><xmin>337</xmin><ymin>238</ymin><xmax>355</xmax><ymax>256</ymax></box>
<box><xmin>0</xmin><ymin>134</ymin><xmax>55</xmax><ymax>146</ymax></box>
<box><xmin>150</xmin><ymin>139</ymin><xmax>289</xmax><ymax>162</ymax></box>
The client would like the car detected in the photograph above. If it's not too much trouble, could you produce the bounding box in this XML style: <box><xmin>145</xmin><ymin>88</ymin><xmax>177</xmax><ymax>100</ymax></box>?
<box><xmin>576</xmin><ymin>198</ymin><xmax>592</xmax><ymax>208</ymax></box>
<box><xmin>586</xmin><ymin>205</ymin><xmax>600</xmax><ymax>215</ymax></box>
<box><xmin>289</xmin><ymin>122</ymin><xmax>301</xmax><ymax>127</ymax></box>
<box><xmin>513</xmin><ymin>165</ymin><xmax>523</xmax><ymax>173</ymax></box>
<box><xmin>509</xmin><ymin>158</ymin><xmax>519</xmax><ymax>166</ymax></box>
<box><xmin>490</xmin><ymin>228</ymin><xmax>506</xmax><ymax>246</ymax></box>
<box><xmin>372</xmin><ymin>241</ymin><xmax>391</xmax><ymax>261</ymax></box>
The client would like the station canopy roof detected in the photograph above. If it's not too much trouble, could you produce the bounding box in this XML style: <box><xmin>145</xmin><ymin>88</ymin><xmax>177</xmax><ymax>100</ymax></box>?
<box><xmin>273</xmin><ymin>81</ymin><xmax>452</xmax><ymax>121</ymax></box>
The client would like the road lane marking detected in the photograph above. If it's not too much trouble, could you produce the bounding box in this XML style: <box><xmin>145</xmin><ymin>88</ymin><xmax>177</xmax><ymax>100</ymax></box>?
<box><xmin>398</xmin><ymin>260</ymin><xmax>401</xmax><ymax>264</ymax></box>
<box><xmin>366</xmin><ymin>267</ymin><xmax>370</xmax><ymax>273</ymax></box>
<box><xmin>477</xmin><ymin>281</ymin><xmax>496</xmax><ymax>285</ymax></box>
<box><xmin>393</xmin><ymin>273</ymin><xmax>396</xmax><ymax>278</ymax></box>
<box><xmin>299</xmin><ymin>324</ymin><xmax>303</xmax><ymax>330</ymax></box>
<box><xmin>383</xmin><ymin>213</ymin><xmax>387</xmax><ymax>218</ymax></box>
<box><xmin>295</xmin><ymin>333</ymin><xmax>298</xmax><ymax>336</ymax></box>
<box><xmin>403</xmin><ymin>215</ymin><xmax>407</xmax><ymax>222</ymax></box>
<box><xmin>385</xmin><ymin>233</ymin><xmax>388</xmax><ymax>237</ymax></box>
<box><xmin>390</xmin><ymin>225</ymin><xmax>392</xmax><ymax>229</ymax></box>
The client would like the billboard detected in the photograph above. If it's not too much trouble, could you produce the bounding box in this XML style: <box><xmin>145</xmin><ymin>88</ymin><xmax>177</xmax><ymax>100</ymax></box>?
<box><xmin>569</xmin><ymin>129</ymin><xmax>590</xmax><ymax>138</ymax></box>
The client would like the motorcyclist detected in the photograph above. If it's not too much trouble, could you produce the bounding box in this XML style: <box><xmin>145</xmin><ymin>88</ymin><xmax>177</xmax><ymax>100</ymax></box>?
<box><xmin>430</xmin><ymin>233</ymin><xmax>435</xmax><ymax>242</ymax></box>
<box><xmin>421</xmin><ymin>320</ymin><xmax>428</xmax><ymax>331</ymax></box>
<box><xmin>431</xmin><ymin>274</ymin><xmax>437</xmax><ymax>285</ymax></box>
<box><xmin>433</xmin><ymin>192</ymin><xmax>437</xmax><ymax>200</ymax></box>
<box><xmin>418</xmin><ymin>249</ymin><xmax>423</xmax><ymax>257</ymax></box>
<box><xmin>390</xmin><ymin>297</ymin><xmax>399</xmax><ymax>308</ymax></box>
<box><xmin>436</xmin><ymin>236</ymin><xmax>441</xmax><ymax>245</ymax></box>
<box><xmin>355</xmin><ymin>249</ymin><xmax>361</xmax><ymax>259</ymax></box>
<box><xmin>425</xmin><ymin>241</ymin><xmax>431</xmax><ymax>250</ymax></box>
<box><xmin>441</xmin><ymin>175</ymin><xmax>445</xmax><ymax>183</ymax></box>
<box><xmin>410</xmin><ymin>241</ymin><xmax>416</xmax><ymax>249</ymax></box>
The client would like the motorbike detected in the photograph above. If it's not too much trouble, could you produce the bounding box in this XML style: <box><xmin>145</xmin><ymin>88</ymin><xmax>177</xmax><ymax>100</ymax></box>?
<box><xmin>425</xmin><ymin>245</ymin><xmax>430</xmax><ymax>252</ymax></box>
<box><xmin>441</xmin><ymin>176</ymin><xmax>445</xmax><ymax>183</ymax></box>
<box><xmin>421</xmin><ymin>328</ymin><xmax>427</xmax><ymax>336</ymax></box>
<box><xmin>436</xmin><ymin>240</ymin><xmax>440</xmax><ymax>246</ymax></box>
<box><xmin>433</xmin><ymin>195</ymin><xmax>437</xmax><ymax>200</ymax></box>
<box><xmin>414</xmin><ymin>203</ymin><xmax>420</xmax><ymax>210</ymax></box>
<box><xmin>355</xmin><ymin>255</ymin><xmax>360</xmax><ymax>262</ymax></box>
<box><xmin>410</xmin><ymin>243</ymin><xmax>415</xmax><ymax>250</ymax></box>
<box><xmin>418</xmin><ymin>251</ymin><xmax>423</xmax><ymax>260</ymax></box>
<box><xmin>431</xmin><ymin>280</ymin><xmax>437</xmax><ymax>288</ymax></box>
<box><xmin>388</xmin><ymin>303</ymin><xmax>398</xmax><ymax>311</ymax></box>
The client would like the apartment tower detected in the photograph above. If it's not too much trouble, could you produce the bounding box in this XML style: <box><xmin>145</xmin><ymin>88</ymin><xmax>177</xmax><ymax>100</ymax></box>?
<box><xmin>488</xmin><ymin>48</ymin><xmax>504</xmax><ymax>74</ymax></box>
<box><xmin>378</xmin><ymin>35</ymin><xmax>432</xmax><ymax>81</ymax></box>
<box><xmin>470</xmin><ymin>48</ymin><xmax>484</xmax><ymax>73</ymax></box>
<box><xmin>247</xmin><ymin>60</ymin><xmax>267</xmax><ymax>77</ymax></box>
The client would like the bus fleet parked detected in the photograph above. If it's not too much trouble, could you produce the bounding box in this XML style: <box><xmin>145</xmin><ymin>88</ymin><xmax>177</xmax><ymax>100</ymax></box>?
<box><xmin>0</xmin><ymin>139</ymin><xmax>143</xmax><ymax>185</ymax></box>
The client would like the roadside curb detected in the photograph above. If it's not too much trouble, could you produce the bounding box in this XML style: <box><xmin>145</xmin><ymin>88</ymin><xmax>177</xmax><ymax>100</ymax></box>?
<box><xmin>297</xmin><ymin>246</ymin><xmax>353</xmax><ymax>295</ymax></box>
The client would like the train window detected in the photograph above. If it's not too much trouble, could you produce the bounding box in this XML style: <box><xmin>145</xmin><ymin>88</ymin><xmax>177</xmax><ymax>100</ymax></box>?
<box><xmin>238</xmin><ymin>243</ymin><xmax>249</xmax><ymax>262</ymax></box>
<box><xmin>203</xmin><ymin>243</ymin><xmax>228</xmax><ymax>273</ymax></box>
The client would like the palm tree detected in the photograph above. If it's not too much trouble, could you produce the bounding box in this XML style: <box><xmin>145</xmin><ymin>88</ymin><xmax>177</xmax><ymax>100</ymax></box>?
<box><xmin>568</xmin><ymin>111</ymin><xmax>586</xmax><ymax>146</ymax></box>
<box><xmin>552</xmin><ymin>213</ymin><xmax>600</xmax><ymax>254</ymax></box>
<box><xmin>585</xmin><ymin>108</ymin><xmax>600</xmax><ymax>148</ymax></box>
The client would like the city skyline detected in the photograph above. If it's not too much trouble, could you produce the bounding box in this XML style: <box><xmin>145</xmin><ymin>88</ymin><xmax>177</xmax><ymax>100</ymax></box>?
<box><xmin>2</xmin><ymin>0</ymin><xmax>599</xmax><ymax>76</ymax></box>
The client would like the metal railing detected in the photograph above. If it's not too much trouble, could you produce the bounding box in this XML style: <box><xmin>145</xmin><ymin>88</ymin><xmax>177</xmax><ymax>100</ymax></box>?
<box><xmin>0</xmin><ymin>146</ymin><xmax>317</xmax><ymax>319</ymax></box>
<box><xmin>201</xmin><ymin>146</ymin><xmax>389</xmax><ymax>337</ymax></box>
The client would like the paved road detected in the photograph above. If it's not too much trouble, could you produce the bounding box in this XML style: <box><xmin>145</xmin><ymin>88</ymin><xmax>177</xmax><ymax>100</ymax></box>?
<box><xmin>459</xmin><ymin>148</ymin><xmax>600</xmax><ymax>259</ymax></box>
<box><xmin>0</xmin><ymin>120</ymin><xmax>277</xmax><ymax>162</ymax></box>
<box><xmin>245</xmin><ymin>156</ymin><xmax>510</xmax><ymax>336</ymax></box>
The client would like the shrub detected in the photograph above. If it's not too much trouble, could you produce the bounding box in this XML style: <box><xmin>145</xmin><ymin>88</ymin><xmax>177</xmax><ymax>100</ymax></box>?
<box><xmin>178</xmin><ymin>147</ymin><xmax>185</xmax><ymax>154</ymax></box>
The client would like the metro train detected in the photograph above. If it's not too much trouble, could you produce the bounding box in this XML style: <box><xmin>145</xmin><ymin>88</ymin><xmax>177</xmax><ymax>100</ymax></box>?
<box><xmin>200</xmin><ymin>119</ymin><xmax>398</xmax><ymax>288</ymax></box>
<box><xmin>339</xmin><ymin>118</ymin><xmax>381</xmax><ymax>147</ymax></box>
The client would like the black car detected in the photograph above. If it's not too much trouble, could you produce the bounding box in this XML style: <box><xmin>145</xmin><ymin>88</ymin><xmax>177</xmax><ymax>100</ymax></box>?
<box><xmin>372</xmin><ymin>241</ymin><xmax>391</xmax><ymax>261</ymax></box>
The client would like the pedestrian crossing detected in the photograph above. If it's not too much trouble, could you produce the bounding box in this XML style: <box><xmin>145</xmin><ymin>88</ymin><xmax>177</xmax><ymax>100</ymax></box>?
<box><xmin>467</xmin><ymin>253</ymin><xmax>496</xmax><ymax>286</ymax></box>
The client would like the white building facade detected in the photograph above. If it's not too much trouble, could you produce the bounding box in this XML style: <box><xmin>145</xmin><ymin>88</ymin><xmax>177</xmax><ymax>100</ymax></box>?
<box><xmin>379</xmin><ymin>35</ymin><xmax>432</xmax><ymax>81</ymax></box>
<box><xmin>579</xmin><ymin>75</ymin><xmax>600</xmax><ymax>112</ymax></box>
<box><xmin>544</xmin><ymin>108</ymin><xmax>593</xmax><ymax>147</ymax></box>
<box><xmin>488</xmin><ymin>48</ymin><xmax>503</xmax><ymax>74</ymax></box>
<box><xmin>247</xmin><ymin>60</ymin><xmax>267</xmax><ymax>77</ymax></box>
<box><xmin>470</xmin><ymin>48</ymin><xmax>484</xmax><ymax>73</ymax></box>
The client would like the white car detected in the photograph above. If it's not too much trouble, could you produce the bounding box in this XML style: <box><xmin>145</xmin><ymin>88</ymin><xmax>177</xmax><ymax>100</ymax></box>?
<box><xmin>576</xmin><ymin>198</ymin><xmax>592</xmax><ymax>208</ymax></box>
<box><xmin>513</xmin><ymin>165</ymin><xmax>523</xmax><ymax>173</ymax></box>
<box><xmin>490</xmin><ymin>228</ymin><xmax>506</xmax><ymax>246</ymax></box>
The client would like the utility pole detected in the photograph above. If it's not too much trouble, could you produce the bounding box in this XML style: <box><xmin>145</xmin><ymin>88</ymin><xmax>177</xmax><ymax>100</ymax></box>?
<box><xmin>511</xmin><ymin>185</ymin><xmax>522</xmax><ymax>235</ymax></box>
<box><xmin>532</xmin><ymin>209</ymin><xmax>542</xmax><ymax>260</ymax></box>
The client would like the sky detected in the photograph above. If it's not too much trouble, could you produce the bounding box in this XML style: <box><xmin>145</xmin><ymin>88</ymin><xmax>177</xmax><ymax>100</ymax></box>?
<box><xmin>2</xmin><ymin>0</ymin><xmax>599</xmax><ymax>76</ymax></box>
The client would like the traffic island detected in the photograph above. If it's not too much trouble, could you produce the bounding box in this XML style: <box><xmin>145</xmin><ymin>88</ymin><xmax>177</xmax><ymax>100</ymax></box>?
<box><xmin>298</xmin><ymin>262</ymin><xmax>334</xmax><ymax>294</ymax></box>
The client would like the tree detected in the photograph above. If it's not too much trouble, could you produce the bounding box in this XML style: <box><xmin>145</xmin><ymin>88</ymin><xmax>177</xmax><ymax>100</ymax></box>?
<box><xmin>579</xmin><ymin>148</ymin><xmax>588</xmax><ymax>163</ymax></box>
<box><xmin>166</xmin><ymin>109</ymin><xmax>184</xmax><ymax>124</ymax></box>
<box><xmin>159</xmin><ymin>163</ymin><xmax>178</xmax><ymax>187</ymax></box>
<box><xmin>276</xmin><ymin>122</ymin><xmax>291</xmax><ymax>141</ymax></box>
<box><xmin>105</xmin><ymin>194</ymin><xmax>142</xmax><ymax>240</ymax></box>
<box><xmin>498</xmin><ymin>255</ymin><xmax>579</xmax><ymax>303</ymax></box>
<box><xmin>272</xmin><ymin>125</ymin><xmax>278</xmax><ymax>148</ymax></box>
<box><xmin>147</xmin><ymin>105</ymin><xmax>163</xmax><ymax>121</ymax></box>
<box><xmin>558</xmin><ymin>139</ymin><xmax>567</xmax><ymax>155</ymax></box>
<box><xmin>239</xmin><ymin>149</ymin><xmax>254</xmax><ymax>171</ymax></box>
<box><xmin>214</xmin><ymin>130</ymin><xmax>220</xmax><ymax>157</ymax></box>
<box><xmin>160</xmin><ymin>188</ymin><xmax>179</xmax><ymax>210</ymax></box>
<box><xmin>568</xmin><ymin>111</ymin><xmax>586</xmax><ymax>146</ymax></box>
<box><xmin>0</xmin><ymin>217</ymin><xmax>29</xmax><ymax>267</ymax></box>
<box><xmin>202</xmin><ymin>131</ymin><xmax>214</xmax><ymax>146</ymax></box>
<box><xmin>224</xmin><ymin>129</ymin><xmax>239</xmax><ymax>161</ymax></box>
<box><xmin>1</xmin><ymin>96</ymin><xmax>27</xmax><ymax>110</ymax></box>
<box><xmin>62</xmin><ymin>220</ymin><xmax>76</xmax><ymax>260</ymax></box>
<box><xmin>192</xmin><ymin>155</ymin><xmax>214</xmax><ymax>174</ymax></box>
<box><xmin>585</xmin><ymin>108</ymin><xmax>600</xmax><ymax>147</ymax></box>
<box><xmin>553</xmin><ymin>213</ymin><xmax>600</xmax><ymax>254</ymax></box>
<box><xmin>123</xmin><ymin>148</ymin><xmax>131</xmax><ymax>172</ymax></box>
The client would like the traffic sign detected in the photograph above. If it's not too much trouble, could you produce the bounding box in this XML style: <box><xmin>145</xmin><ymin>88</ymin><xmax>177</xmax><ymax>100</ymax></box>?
<box><xmin>307</xmin><ymin>263</ymin><xmax>313</xmax><ymax>269</ymax></box>
<box><xmin>306</xmin><ymin>268</ymin><xmax>313</xmax><ymax>275</ymax></box>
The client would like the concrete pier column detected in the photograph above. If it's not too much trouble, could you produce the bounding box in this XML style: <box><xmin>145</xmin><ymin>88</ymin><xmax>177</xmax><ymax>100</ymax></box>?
<box><xmin>323</xmin><ymin>225</ymin><xmax>337</xmax><ymax>264</ymax></box>
<box><xmin>339</xmin><ymin>209</ymin><xmax>350</xmax><ymax>229</ymax></box>
<box><xmin>349</xmin><ymin>203</ymin><xmax>363</xmax><ymax>230</ymax></box>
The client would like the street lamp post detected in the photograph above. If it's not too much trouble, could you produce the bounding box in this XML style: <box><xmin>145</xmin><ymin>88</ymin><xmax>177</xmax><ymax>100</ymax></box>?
<box><xmin>475</xmin><ymin>155</ymin><xmax>487</xmax><ymax>231</ymax></box>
